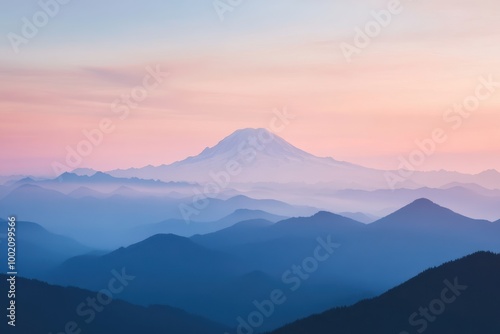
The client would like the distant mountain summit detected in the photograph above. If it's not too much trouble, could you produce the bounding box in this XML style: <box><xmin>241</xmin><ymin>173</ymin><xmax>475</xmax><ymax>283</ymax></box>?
<box><xmin>71</xmin><ymin>167</ymin><xmax>98</xmax><ymax>176</ymax></box>
<box><xmin>370</xmin><ymin>198</ymin><xmax>493</xmax><ymax>235</ymax></box>
<box><xmin>101</xmin><ymin>128</ymin><xmax>500</xmax><ymax>188</ymax></box>
<box><xmin>381</xmin><ymin>198</ymin><xmax>448</xmax><ymax>219</ymax></box>
<box><xmin>180</xmin><ymin>128</ymin><xmax>318</xmax><ymax>164</ymax></box>
<box><xmin>107</xmin><ymin>128</ymin><xmax>381</xmax><ymax>185</ymax></box>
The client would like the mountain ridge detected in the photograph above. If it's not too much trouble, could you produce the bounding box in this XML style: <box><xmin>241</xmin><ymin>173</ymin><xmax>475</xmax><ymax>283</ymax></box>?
<box><xmin>0</xmin><ymin>274</ymin><xmax>231</xmax><ymax>334</ymax></box>
<box><xmin>269</xmin><ymin>251</ymin><xmax>500</xmax><ymax>334</ymax></box>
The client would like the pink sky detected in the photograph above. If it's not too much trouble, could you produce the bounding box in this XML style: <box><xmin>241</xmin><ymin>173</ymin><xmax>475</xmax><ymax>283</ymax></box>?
<box><xmin>1</xmin><ymin>0</ymin><xmax>500</xmax><ymax>176</ymax></box>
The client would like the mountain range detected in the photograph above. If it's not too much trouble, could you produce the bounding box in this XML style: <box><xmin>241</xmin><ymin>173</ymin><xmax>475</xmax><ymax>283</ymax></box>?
<box><xmin>3</xmin><ymin>252</ymin><xmax>499</xmax><ymax>333</ymax></box>
<box><xmin>2</xmin><ymin>129</ymin><xmax>500</xmax><ymax>231</ymax></box>
<box><xmin>106</xmin><ymin>128</ymin><xmax>500</xmax><ymax>189</ymax></box>
<box><xmin>41</xmin><ymin>198</ymin><xmax>500</xmax><ymax>330</ymax></box>
<box><xmin>1</xmin><ymin>127</ymin><xmax>499</xmax><ymax>332</ymax></box>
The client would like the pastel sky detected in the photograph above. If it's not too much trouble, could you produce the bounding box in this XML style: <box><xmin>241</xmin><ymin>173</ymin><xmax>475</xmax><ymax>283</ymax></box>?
<box><xmin>1</xmin><ymin>0</ymin><xmax>500</xmax><ymax>176</ymax></box>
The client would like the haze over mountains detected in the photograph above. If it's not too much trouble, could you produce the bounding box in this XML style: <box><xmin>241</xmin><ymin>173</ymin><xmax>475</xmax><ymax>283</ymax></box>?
<box><xmin>97</xmin><ymin>128</ymin><xmax>499</xmax><ymax>220</ymax></box>
<box><xmin>4</xmin><ymin>0</ymin><xmax>500</xmax><ymax>331</ymax></box>
<box><xmin>1</xmin><ymin>128</ymin><xmax>499</xmax><ymax>333</ymax></box>
<box><xmin>0</xmin><ymin>181</ymin><xmax>317</xmax><ymax>248</ymax></box>
<box><xmin>1</xmin><ymin>128</ymin><xmax>500</xmax><ymax>233</ymax></box>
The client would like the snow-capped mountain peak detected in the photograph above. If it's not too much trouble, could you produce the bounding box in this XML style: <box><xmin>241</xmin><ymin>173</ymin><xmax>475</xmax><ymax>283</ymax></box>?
<box><xmin>181</xmin><ymin>128</ymin><xmax>315</xmax><ymax>164</ymax></box>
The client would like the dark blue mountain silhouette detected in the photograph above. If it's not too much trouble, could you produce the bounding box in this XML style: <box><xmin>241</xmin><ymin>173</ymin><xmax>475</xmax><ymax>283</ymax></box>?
<box><xmin>270</xmin><ymin>251</ymin><xmax>500</xmax><ymax>334</ymax></box>
<box><xmin>48</xmin><ymin>233</ymin><xmax>265</xmax><ymax>326</ymax></box>
<box><xmin>0</xmin><ymin>274</ymin><xmax>230</xmax><ymax>334</ymax></box>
